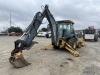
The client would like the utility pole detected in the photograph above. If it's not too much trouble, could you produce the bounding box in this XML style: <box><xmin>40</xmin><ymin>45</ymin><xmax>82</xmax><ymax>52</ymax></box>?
<box><xmin>10</xmin><ymin>12</ymin><xmax>11</xmax><ymax>27</ymax></box>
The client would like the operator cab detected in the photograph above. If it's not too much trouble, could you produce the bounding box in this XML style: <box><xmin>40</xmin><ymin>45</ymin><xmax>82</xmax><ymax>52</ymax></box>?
<box><xmin>57</xmin><ymin>20</ymin><xmax>75</xmax><ymax>39</ymax></box>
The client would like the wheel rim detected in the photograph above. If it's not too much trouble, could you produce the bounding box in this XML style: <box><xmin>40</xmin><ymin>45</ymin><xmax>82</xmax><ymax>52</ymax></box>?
<box><xmin>73</xmin><ymin>42</ymin><xmax>77</xmax><ymax>49</ymax></box>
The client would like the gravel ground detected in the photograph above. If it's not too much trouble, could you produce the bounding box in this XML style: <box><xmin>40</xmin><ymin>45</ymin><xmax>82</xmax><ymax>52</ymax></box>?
<box><xmin>0</xmin><ymin>36</ymin><xmax>100</xmax><ymax>75</ymax></box>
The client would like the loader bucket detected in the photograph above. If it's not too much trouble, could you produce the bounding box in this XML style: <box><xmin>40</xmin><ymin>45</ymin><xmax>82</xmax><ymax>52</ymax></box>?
<box><xmin>9</xmin><ymin>52</ymin><xmax>31</xmax><ymax>68</ymax></box>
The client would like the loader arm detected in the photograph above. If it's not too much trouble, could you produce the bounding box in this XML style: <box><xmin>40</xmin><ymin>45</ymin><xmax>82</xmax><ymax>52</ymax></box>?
<box><xmin>9</xmin><ymin>5</ymin><xmax>57</xmax><ymax>68</ymax></box>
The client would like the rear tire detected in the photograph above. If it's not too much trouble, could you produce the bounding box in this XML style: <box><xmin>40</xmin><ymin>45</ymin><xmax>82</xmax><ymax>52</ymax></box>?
<box><xmin>94</xmin><ymin>38</ymin><xmax>98</xmax><ymax>42</ymax></box>
<box><xmin>68</xmin><ymin>37</ymin><xmax>77</xmax><ymax>50</ymax></box>
<box><xmin>94</xmin><ymin>36</ymin><xmax>98</xmax><ymax>42</ymax></box>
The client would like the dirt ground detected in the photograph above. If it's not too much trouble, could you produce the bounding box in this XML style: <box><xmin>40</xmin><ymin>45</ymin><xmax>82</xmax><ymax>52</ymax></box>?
<box><xmin>0</xmin><ymin>36</ymin><xmax>100</xmax><ymax>75</ymax></box>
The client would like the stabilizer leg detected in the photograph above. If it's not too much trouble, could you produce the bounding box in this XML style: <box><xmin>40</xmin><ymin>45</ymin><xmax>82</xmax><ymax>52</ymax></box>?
<box><xmin>57</xmin><ymin>39</ymin><xmax>80</xmax><ymax>57</ymax></box>
<box><xmin>65</xmin><ymin>43</ymin><xmax>80</xmax><ymax>57</ymax></box>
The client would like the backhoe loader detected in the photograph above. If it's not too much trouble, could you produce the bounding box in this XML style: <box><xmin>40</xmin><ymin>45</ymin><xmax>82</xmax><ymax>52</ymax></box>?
<box><xmin>9</xmin><ymin>5</ymin><xmax>84</xmax><ymax>68</ymax></box>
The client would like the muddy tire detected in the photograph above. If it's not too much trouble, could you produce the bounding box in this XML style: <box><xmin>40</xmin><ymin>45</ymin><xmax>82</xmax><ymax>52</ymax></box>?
<box><xmin>68</xmin><ymin>38</ymin><xmax>77</xmax><ymax>50</ymax></box>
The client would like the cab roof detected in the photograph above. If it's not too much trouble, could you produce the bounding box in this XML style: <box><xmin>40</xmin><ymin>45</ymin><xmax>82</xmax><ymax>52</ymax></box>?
<box><xmin>57</xmin><ymin>20</ymin><xmax>74</xmax><ymax>24</ymax></box>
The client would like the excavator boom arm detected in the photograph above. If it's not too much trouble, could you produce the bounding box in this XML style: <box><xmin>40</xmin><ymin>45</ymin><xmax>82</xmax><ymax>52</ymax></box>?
<box><xmin>9</xmin><ymin>5</ymin><xmax>58</xmax><ymax>68</ymax></box>
<box><xmin>14</xmin><ymin>5</ymin><xmax>57</xmax><ymax>51</ymax></box>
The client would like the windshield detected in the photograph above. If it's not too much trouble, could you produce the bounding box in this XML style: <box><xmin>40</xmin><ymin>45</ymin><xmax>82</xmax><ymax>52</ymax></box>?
<box><xmin>58</xmin><ymin>23</ymin><xmax>71</xmax><ymax>30</ymax></box>
<box><xmin>84</xmin><ymin>30</ymin><xmax>95</xmax><ymax>34</ymax></box>
<box><xmin>58</xmin><ymin>23</ymin><xmax>72</xmax><ymax>38</ymax></box>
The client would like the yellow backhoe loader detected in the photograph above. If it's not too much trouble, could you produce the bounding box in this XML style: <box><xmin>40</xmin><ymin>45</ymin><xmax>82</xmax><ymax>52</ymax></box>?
<box><xmin>9</xmin><ymin>5</ymin><xmax>84</xmax><ymax>68</ymax></box>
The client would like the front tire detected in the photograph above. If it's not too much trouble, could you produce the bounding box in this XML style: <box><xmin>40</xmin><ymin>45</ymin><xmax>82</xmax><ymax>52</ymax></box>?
<box><xmin>46</xmin><ymin>34</ymin><xmax>49</xmax><ymax>38</ymax></box>
<box><xmin>94</xmin><ymin>36</ymin><xmax>98</xmax><ymax>42</ymax></box>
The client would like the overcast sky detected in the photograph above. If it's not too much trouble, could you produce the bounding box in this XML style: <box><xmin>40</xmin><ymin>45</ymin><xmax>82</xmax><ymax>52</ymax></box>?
<box><xmin>0</xmin><ymin>0</ymin><xmax>100</xmax><ymax>31</ymax></box>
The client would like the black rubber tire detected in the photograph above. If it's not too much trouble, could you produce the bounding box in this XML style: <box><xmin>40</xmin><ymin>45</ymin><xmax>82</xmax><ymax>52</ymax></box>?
<box><xmin>53</xmin><ymin>45</ymin><xmax>59</xmax><ymax>49</ymax></box>
<box><xmin>46</xmin><ymin>34</ymin><xmax>49</xmax><ymax>38</ymax></box>
<box><xmin>68</xmin><ymin>38</ymin><xmax>77</xmax><ymax>50</ymax></box>
<box><xmin>94</xmin><ymin>38</ymin><xmax>98</xmax><ymax>42</ymax></box>
<box><xmin>94</xmin><ymin>36</ymin><xmax>98</xmax><ymax>42</ymax></box>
